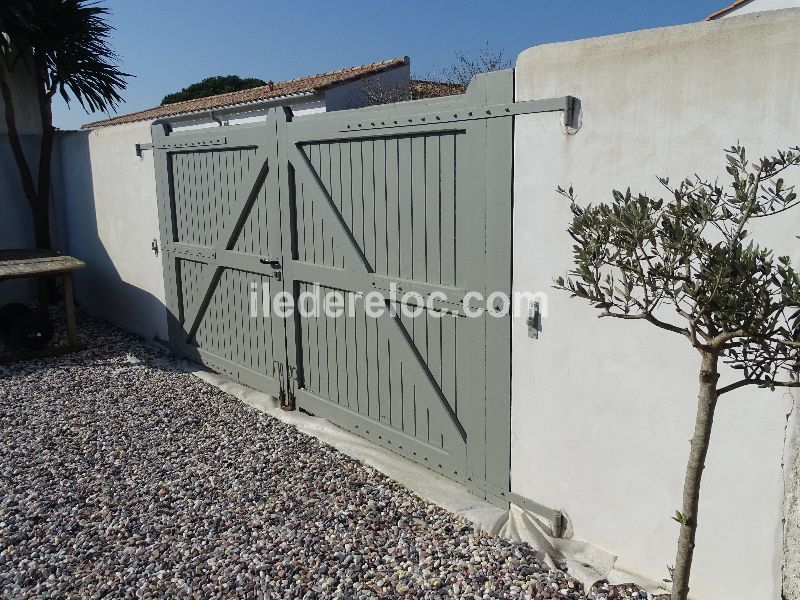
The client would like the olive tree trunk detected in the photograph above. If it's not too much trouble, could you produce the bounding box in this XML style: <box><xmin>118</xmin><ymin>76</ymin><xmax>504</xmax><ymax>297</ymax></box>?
<box><xmin>671</xmin><ymin>352</ymin><xmax>720</xmax><ymax>600</ymax></box>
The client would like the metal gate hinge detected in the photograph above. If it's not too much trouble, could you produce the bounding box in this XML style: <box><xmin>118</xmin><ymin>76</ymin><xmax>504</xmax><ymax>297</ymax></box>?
<box><xmin>135</xmin><ymin>142</ymin><xmax>153</xmax><ymax>158</ymax></box>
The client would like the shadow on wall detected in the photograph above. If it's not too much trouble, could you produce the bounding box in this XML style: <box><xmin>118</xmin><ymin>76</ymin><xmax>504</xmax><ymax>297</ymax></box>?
<box><xmin>0</xmin><ymin>134</ymin><xmax>40</xmax><ymax>303</ymax></box>
<box><xmin>55</xmin><ymin>129</ymin><xmax>168</xmax><ymax>342</ymax></box>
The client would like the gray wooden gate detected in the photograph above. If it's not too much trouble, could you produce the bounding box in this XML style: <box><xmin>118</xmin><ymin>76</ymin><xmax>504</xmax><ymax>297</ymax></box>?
<box><xmin>153</xmin><ymin>71</ymin><xmax>576</xmax><ymax>508</ymax></box>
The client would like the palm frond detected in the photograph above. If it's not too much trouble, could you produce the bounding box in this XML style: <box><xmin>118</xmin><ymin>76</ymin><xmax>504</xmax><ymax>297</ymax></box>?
<box><xmin>0</xmin><ymin>0</ymin><xmax>130</xmax><ymax>113</ymax></box>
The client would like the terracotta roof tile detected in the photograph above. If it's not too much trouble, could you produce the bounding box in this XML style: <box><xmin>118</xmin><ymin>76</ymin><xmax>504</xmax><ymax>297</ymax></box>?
<box><xmin>706</xmin><ymin>0</ymin><xmax>754</xmax><ymax>20</ymax></box>
<box><xmin>83</xmin><ymin>57</ymin><xmax>409</xmax><ymax>129</ymax></box>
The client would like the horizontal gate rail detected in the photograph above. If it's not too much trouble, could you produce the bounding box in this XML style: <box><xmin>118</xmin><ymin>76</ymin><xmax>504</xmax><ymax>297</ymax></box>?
<box><xmin>292</xmin><ymin>262</ymin><xmax>468</xmax><ymax>313</ymax></box>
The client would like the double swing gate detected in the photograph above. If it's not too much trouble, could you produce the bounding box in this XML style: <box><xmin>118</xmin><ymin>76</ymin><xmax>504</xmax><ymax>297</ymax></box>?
<box><xmin>153</xmin><ymin>70</ymin><xmax>576</xmax><ymax>508</ymax></box>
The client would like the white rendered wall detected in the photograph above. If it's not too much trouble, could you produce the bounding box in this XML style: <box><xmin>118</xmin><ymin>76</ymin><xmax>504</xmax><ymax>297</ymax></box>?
<box><xmin>720</xmin><ymin>0</ymin><xmax>800</xmax><ymax>17</ymax></box>
<box><xmin>512</xmin><ymin>10</ymin><xmax>800</xmax><ymax>600</ymax></box>
<box><xmin>56</xmin><ymin>122</ymin><xmax>168</xmax><ymax>341</ymax></box>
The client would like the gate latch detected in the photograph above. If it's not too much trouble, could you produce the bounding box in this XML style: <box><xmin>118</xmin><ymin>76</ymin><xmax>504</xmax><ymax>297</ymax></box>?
<box><xmin>260</xmin><ymin>258</ymin><xmax>282</xmax><ymax>281</ymax></box>
<box><xmin>527</xmin><ymin>301</ymin><xmax>541</xmax><ymax>339</ymax></box>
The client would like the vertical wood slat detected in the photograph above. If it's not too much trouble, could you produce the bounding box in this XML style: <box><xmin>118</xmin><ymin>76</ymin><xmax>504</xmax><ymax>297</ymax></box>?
<box><xmin>374</xmin><ymin>140</ymin><xmax>388</xmax><ymax>276</ymax></box>
<box><xmin>311</xmin><ymin>144</ymin><xmax>324</xmax><ymax>266</ymax></box>
<box><xmin>425</xmin><ymin>135</ymin><xmax>441</xmax><ymax>285</ymax></box>
<box><xmin>366</xmin><ymin>293</ymin><xmax>379</xmax><ymax>418</ymax></box>
<box><xmin>440</xmin><ymin>134</ymin><xmax>456</xmax><ymax>286</ymax></box>
<box><xmin>326</xmin><ymin>285</ymin><xmax>339</xmax><ymax>405</ymax></box>
<box><xmin>339</xmin><ymin>143</ymin><xmax>352</xmax><ymax>270</ymax></box>
<box><xmin>389</xmin><ymin>323</ymin><xmax>402</xmax><ymax>429</ymax></box>
<box><xmin>355</xmin><ymin>293</ymin><xmax>368</xmax><ymax>414</ymax></box>
<box><xmin>398</xmin><ymin>137</ymin><xmax>413</xmax><ymax>280</ymax></box>
<box><xmin>362</xmin><ymin>140</ymin><xmax>376</xmax><ymax>271</ymax></box>
<box><xmin>351</xmin><ymin>142</ymin><xmax>364</xmax><ymax>263</ymax></box>
<box><xmin>385</xmin><ymin>138</ymin><xmax>400</xmax><ymax>279</ymax></box>
<box><xmin>400</xmin><ymin>311</ymin><xmax>416</xmax><ymax>436</ymax></box>
<box><xmin>411</xmin><ymin>136</ymin><xmax>426</xmax><ymax>282</ymax></box>
<box><xmin>341</xmin><ymin>145</ymin><xmax>357</xmax><ymax>405</ymax></box>
<box><xmin>373</xmin><ymin>141</ymin><xmax>389</xmax><ymax>422</ymax></box>
<box><xmin>305</xmin><ymin>284</ymin><xmax>318</xmax><ymax>393</ymax></box>
<box><xmin>199</xmin><ymin>152</ymin><xmax>210</xmax><ymax>246</ymax></box>
<box><xmin>319</xmin><ymin>143</ymin><xmax>332</xmax><ymax>267</ymax></box>
<box><xmin>173</xmin><ymin>154</ymin><xmax>185</xmax><ymax>243</ymax></box>
<box><xmin>184</xmin><ymin>153</ymin><xmax>195</xmax><ymax>245</ymax></box>
<box><xmin>344</xmin><ymin>290</ymin><xmax>358</xmax><ymax>409</ymax></box>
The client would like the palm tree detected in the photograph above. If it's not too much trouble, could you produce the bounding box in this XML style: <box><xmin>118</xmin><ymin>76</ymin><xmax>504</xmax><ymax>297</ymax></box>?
<box><xmin>0</xmin><ymin>0</ymin><xmax>129</xmax><ymax>249</ymax></box>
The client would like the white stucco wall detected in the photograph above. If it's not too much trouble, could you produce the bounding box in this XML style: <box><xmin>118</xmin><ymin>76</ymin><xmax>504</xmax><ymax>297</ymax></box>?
<box><xmin>719</xmin><ymin>0</ymin><xmax>800</xmax><ymax>17</ymax></box>
<box><xmin>56</xmin><ymin>122</ymin><xmax>167</xmax><ymax>341</ymax></box>
<box><xmin>512</xmin><ymin>10</ymin><xmax>800</xmax><ymax>600</ymax></box>
<box><xmin>1</xmin><ymin>63</ymin><xmax>41</xmax><ymax>303</ymax></box>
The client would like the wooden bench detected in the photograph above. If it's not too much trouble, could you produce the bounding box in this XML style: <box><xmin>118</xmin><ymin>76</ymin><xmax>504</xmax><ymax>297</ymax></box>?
<box><xmin>0</xmin><ymin>250</ymin><xmax>86</xmax><ymax>363</ymax></box>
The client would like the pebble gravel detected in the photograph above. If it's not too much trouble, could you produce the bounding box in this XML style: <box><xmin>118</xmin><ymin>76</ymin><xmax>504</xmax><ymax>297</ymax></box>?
<box><xmin>0</xmin><ymin>314</ymin><xmax>651</xmax><ymax>599</ymax></box>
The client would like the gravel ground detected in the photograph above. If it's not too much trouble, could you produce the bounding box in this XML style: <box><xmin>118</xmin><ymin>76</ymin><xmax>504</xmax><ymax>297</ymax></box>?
<box><xmin>0</xmin><ymin>314</ymin><xmax>650</xmax><ymax>599</ymax></box>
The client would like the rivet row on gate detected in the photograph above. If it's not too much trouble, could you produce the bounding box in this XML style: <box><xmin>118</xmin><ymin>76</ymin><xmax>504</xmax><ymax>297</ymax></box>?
<box><xmin>155</xmin><ymin>137</ymin><xmax>227</xmax><ymax>149</ymax></box>
<box><xmin>345</xmin><ymin>107</ymin><xmax>513</xmax><ymax>130</ymax></box>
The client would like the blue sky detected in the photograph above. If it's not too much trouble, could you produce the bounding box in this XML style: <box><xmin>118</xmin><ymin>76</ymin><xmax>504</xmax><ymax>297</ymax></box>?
<box><xmin>53</xmin><ymin>0</ymin><xmax>728</xmax><ymax>130</ymax></box>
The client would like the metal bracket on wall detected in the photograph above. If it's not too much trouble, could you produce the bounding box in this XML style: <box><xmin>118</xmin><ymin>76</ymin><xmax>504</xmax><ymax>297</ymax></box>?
<box><xmin>135</xmin><ymin>142</ymin><xmax>153</xmax><ymax>158</ymax></box>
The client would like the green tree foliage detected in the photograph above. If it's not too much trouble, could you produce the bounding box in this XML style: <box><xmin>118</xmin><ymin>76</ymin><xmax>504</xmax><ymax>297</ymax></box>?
<box><xmin>0</xmin><ymin>0</ymin><xmax>129</xmax><ymax>249</ymax></box>
<box><xmin>555</xmin><ymin>145</ymin><xmax>800</xmax><ymax>600</ymax></box>
<box><xmin>161</xmin><ymin>75</ymin><xmax>266</xmax><ymax>105</ymax></box>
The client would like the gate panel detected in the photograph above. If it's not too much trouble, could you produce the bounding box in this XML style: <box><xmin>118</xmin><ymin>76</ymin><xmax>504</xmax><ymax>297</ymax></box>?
<box><xmin>283</xmin><ymin>83</ymin><xmax>501</xmax><ymax>487</ymax></box>
<box><xmin>152</xmin><ymin>74</ymin><xmax>577</xmax><ymax>507</ymax></box>
<box><xmin>152</xmin><ymin>117</ymin><xmax>287</xmax><ymax>396</ymax></box>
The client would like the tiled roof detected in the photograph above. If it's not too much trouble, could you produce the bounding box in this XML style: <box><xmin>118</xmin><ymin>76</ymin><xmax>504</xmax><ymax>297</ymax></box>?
<box><xmin>706</xmin><ymin>0</ymin><xmax>754</xmax><ymax>19</ymax></box>
<box><xmin>82</xmin><ymin>57</ymin><xmax>410</xmax><ymax>129</ymax></box>
<box><xmin>410</xmin><ymin>80</ymin><xmax>466</xmax><ymax>100</ymax></box>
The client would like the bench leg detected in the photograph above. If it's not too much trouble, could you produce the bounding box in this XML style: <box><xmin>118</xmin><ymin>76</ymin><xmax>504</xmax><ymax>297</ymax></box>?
<box><xmin>63</xmin><ymin>272</ymin><xmax>78</xmax><ymax>347</ymax></box>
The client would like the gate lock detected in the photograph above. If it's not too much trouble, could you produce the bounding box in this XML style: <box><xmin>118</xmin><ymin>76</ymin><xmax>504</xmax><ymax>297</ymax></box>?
<box><xmin>260</xmin><ymin>258</ymin><xmax>282</xmax><ymax>281</ymax></box>
<box><xmin>527</xmin><ymin>301</ymin><xmax>541</xmax><ymax>339</ymax></box>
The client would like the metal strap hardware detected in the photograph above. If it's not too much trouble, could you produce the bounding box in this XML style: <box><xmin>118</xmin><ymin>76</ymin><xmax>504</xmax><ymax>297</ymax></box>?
<box><xmin>341</xmin><ymin>96</ymin><xmax>578</xmax><ymax>133</ymax></box>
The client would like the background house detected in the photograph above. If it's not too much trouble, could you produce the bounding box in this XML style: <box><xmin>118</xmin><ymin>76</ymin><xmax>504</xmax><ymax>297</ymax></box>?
<box><xmin>83</xmin><ymin>57</ymin><xmax>410</xmax><ymax>131</ymax></box>
<box><xmin>707</xmin><ymin>0</ymin><xmax>800</xmax><ymax>18</ymax></box>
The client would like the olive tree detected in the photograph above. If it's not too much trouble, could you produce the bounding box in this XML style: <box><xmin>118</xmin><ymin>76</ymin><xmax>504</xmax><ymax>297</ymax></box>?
<box><xmin>554</xmin><ymin>145</ymin><xmax>800</xmax><ymax>600</ymax></box>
